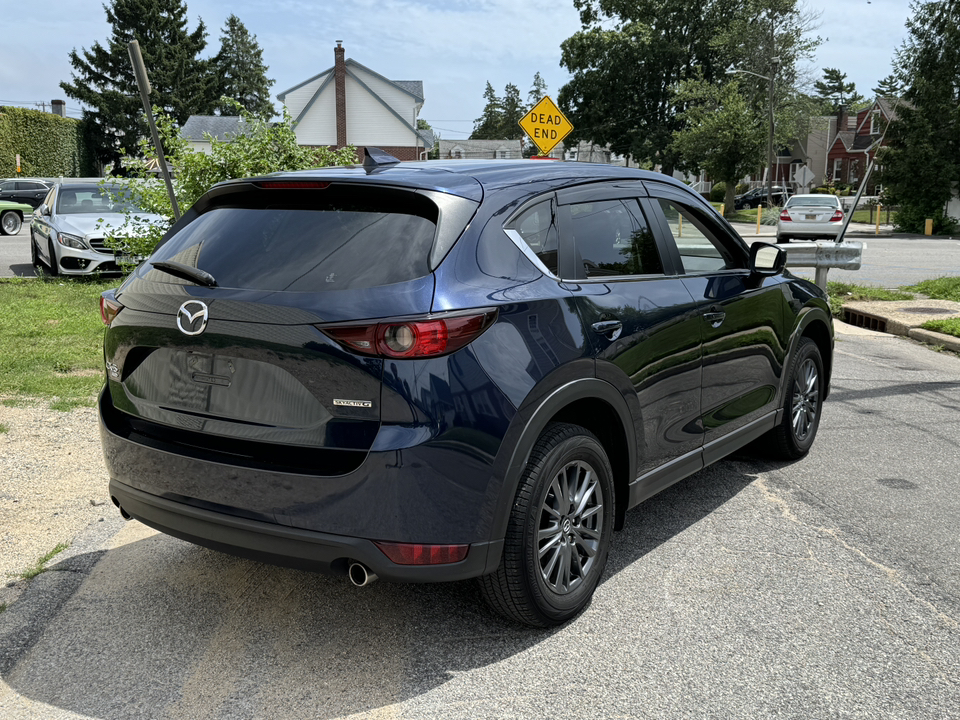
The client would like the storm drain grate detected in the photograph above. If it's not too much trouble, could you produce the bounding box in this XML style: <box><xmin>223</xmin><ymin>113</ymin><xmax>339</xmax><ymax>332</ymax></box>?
<box><xmin>843</xmin><ymin>309</ymin><xmax>887</xmax><ymax>332</ymax></box>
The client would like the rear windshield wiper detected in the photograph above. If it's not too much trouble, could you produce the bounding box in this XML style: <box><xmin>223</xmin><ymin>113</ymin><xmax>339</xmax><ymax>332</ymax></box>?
<box><xmin>150</xmin><ymin>260</ymin><xmax>218</xmax><ymax>287</ymax></box>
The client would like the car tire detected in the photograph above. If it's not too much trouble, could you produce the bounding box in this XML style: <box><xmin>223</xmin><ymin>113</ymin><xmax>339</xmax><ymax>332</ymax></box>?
<box><xmin>766</xmin><ymin>337</ymin><xmax>824</xmax><ymax>460</ymax></box>
<box><xmin>0</xmin><ymin>210</ymin><xmax>21</xmax><ymax>236</ymax></box>
<box><xmin>478</xmin><ymin>422</ymin><xmax>614</xmax><ymax>627</ymax></box>
<box><xmin>30</xmin><ymin>230</ymin><xmax>42</xmax><ymax>270</ymax></box>
<box><xmin>776</xmin><ymin>234</ymin><xmax>790</xmax><ymax>244</ymax></box>
<box><xmin>47</xmin><ymin>239</ymin><xmax>59</xmax><ymax>276</ymax></box>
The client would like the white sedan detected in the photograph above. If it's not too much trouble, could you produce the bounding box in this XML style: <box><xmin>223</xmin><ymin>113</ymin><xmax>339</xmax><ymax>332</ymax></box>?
<box><xmin>776</xmin><ymin>194</ymin><xmax>844</xmax><ymax>243</ymax></box>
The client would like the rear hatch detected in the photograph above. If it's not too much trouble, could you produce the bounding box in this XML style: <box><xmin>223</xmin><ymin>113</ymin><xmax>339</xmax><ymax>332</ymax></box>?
<box><xmin>103</xmin><ymin>181</ymin><xmax>477</xmax><ymax>474</ymax></box>
<box><xmin>784</xmin><ymin>199</ymin><xmax>841</xmax><ymax>223</ymax></box>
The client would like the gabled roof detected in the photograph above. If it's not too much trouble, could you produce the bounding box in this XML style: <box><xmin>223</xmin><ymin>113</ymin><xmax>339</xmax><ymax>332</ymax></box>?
<box><xmin>829</xmin><ymin>130</ymin><xmax>878</xmax><ymax>154</ymax></box>
<box><xmin>181</xmin><ymin>115</ymin><xmax>249</xmax><ymax>142</ymax></box>
<box><xmin>276</xmin><ymin>60</ymin><xmax>423</xmax><ymax>103</ymax></box>
<box><xmin>440</xmin><ymin>139</ymin><xmax>523</xmax><ymax>152</ymax></box>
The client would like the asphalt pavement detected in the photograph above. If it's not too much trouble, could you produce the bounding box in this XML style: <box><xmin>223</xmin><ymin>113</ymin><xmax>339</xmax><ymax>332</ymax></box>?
<box><xmin>1</xmin><ymin>323</ymin><xmax>959</xmax><ymax>719</ymax></box>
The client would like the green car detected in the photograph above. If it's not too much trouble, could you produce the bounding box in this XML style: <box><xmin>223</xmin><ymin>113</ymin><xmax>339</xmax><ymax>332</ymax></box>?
<box><xmin>0</xmin><ymin>200</ymin><xmax>33</xmax><ymax>235</ymax></box>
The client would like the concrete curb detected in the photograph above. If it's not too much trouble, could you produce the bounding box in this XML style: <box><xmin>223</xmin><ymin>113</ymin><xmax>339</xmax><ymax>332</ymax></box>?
<box><xmin>908</xmin><ymin>327</ymin><xmax>960</xmax><ymax>353</ymax></box>
<box><xmin>0</xmin><ymin>515</ymin><xmax>126</xmax><ymax>674</ymax></box>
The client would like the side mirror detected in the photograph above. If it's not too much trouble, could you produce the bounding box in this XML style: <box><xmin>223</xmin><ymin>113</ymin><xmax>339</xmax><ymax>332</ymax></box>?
<box><xmin>37</xmin><ymin>204</ymin><xmax>49</xmax><ymax>217</ymax></box>
<box><xmin>750</xmin><ymin>242</ymin><xmax>786</xmax><ymax>276</ymax></box>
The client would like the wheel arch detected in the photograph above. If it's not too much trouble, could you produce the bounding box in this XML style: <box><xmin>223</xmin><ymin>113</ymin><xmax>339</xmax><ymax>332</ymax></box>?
<box><xmin>489</xmin><ymin>377</ymin><xmax>637</xmax><ymax>545</ymax></box>
<box><xmin>791</xmin><ymin>306</ymin><xmax>834</xmax><ymax>399</ymax></box>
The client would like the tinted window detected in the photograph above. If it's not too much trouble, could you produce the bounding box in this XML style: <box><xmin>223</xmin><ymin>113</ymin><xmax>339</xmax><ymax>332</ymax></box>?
<box><xmin>507</xmin><ymin>200</ymin><xmax>558</xmax><ymax>275</ymax></box>
<box><xmin>655</xmin><ymin>199</ymin><xmax>742</xmax><ymax>274</ymax></box>
<box><xmin>149</xmin><ymin>188</ymin><xmax>438</xmax><ymax>292</ymax></box>
<box><xmin>0</xmin><ymin>181</ymin><xmax>14</xmax><ymax>192</ymax></box>
<box><xmin>567</xmin><ymin>199</ymin><xmax>663</xmax><ymax>278</ymax></box>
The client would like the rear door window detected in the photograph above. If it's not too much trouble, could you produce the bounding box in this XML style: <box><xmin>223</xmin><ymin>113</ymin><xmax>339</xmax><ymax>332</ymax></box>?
<box><xmin>562</xmin><ymin>199</ymin><xmax>664</xmax><ymax>279</ymax></box>
<box><xmin>149</xmin><ymin>187</ymin><xmax>439</xmax><ymax>292</ymax></box>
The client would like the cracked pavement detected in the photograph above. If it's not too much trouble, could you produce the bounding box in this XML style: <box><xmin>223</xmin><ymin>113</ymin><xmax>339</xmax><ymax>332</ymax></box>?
<box><xmin>1</xmin><ymin>325</ymin><xmax>959</xmax><ymax>719</ymax></box>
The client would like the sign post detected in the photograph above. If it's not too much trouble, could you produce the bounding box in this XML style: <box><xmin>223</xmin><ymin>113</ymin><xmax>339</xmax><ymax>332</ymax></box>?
<box><xmin>15</xmin><ymin>154</ymin><xmax>21</xmax><ymax>175</ymax></box>
<box><xmin>519</xmin><ymin>96</ymin><xmax>573</xmax><ymax>158</ymax></box>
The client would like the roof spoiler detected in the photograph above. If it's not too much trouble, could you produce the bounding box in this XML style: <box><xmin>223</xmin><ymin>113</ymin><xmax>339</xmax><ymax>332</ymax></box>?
<box><xmin>363</xmin><ymin>147</ymin><xmax>401</xmax><ymax>172</ymax></box>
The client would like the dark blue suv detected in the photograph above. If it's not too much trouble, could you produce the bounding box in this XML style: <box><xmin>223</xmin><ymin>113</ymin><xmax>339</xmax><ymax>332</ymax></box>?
<box><xmin>99</xmin><ymin>155</ymin><xmax>833</xmax><ymax>626</ymax></box>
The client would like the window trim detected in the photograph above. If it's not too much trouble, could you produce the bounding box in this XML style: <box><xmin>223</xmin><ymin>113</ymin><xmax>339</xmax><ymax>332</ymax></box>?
<box><xmin>643</xmin><ymin>187</ymin><xmax>750</xmax><ymax>277</ymax></box>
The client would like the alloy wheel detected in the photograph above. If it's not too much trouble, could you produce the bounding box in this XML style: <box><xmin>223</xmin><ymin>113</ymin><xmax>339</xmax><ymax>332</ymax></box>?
<box><xmin>791</xmin><ymin>358</ymin><xmax>819</xmax><ymax>441</ymax></box>
<box><xmin>537</xmin><ymin>459</ymin><xmax>604</xmax><ymax>595</ymax></box>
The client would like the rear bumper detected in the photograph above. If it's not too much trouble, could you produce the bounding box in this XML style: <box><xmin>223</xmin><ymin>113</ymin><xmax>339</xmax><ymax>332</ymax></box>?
<box><xmin>109</xmin><ymin>478</ymin><xmax>503</xmax><ymax>582</ymax></box>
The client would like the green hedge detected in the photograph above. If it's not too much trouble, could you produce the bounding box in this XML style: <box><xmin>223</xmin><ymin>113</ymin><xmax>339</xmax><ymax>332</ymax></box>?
<box><xmin>0</xmin><ymin>106</ymin><xmax>96</xmax><ymax>177</ymax></box>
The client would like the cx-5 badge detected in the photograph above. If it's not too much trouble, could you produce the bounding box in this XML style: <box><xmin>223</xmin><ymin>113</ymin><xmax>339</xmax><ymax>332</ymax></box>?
<box><xmin>333</xmin><ymin>399</ymin><xmax>373</xmax><ymax>408</ymax></box>
<box><xmin>177</xmin><ymin>300</ymin><xmax>209</xmax><ymax>336</ymax></box>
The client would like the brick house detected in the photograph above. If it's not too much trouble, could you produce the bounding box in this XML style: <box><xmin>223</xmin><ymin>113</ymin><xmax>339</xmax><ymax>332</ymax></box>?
<box><xmin>825</xmin><ymin>98</ymin><xmax>902</xmax><ymax>192</ymax></box>
<box><xmin>277</xmin><ymin>42</ymin><xmax>432</xmax><ymax>161</ymax></box>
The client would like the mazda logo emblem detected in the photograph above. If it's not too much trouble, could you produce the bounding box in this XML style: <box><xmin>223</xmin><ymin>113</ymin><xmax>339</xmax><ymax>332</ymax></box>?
<box><xmin>177</xmin><ymin>300</ymin><xmax>209</xmax><ymax>336</ymax></box>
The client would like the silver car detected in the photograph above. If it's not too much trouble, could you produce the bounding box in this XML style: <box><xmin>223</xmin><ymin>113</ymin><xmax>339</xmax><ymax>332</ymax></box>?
<box><xmin>776</xmin><ymin>194</ymin><xmax>844</xmax><ymax>243</ymax></box>
<box><xmin>29</xmin><ymin>182</ymin><xmax>166</xmax><ymax>275</ymax></box>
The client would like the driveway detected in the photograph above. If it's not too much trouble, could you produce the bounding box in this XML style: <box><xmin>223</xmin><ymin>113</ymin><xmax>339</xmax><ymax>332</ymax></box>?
<box><xmin>1</xmin><ymin>324</ymin><xmax>958</xmax><ymax>719</ymax></box>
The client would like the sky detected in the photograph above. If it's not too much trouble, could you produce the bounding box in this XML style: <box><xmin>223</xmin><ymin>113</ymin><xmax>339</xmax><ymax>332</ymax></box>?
<box><xmin>0</xmin><ymin>0</ymin><xmax>915</xmax><ymax>140</ymax></box>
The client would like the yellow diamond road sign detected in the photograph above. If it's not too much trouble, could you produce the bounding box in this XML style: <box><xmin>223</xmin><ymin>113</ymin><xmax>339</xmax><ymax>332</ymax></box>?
<box><xmin>520</xmin><ymin>96</ymin><xmax>573</xmax><ymax>156</ymax></box>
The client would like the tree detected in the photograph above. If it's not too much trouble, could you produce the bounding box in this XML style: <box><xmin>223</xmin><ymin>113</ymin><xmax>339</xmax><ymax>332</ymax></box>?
<box><xmin>558</xmin><ymin>0</ymin><xmax>818</xmax><ymax>174</ymax></box>
<box><xmin>472</xmin><ymin>82</ymin><xmax>503</xmax><ymax>139</ymax></box>
<box><xmin>814</xmin><ymin>68</ymin><xmax>864</xmax><ymax>128</ymax></box>
<box><xmin>527</xmin><ymin>72</ymin><xmax>548</xmax><ymax>108</ymax></box>
<box><xmin>212</xmin><ymin>15</ymin><xmax>275</xmax><ymax>117</ymax></box>
<box><xmin>671</xmin><ymin>79</ymin><xmax>766</xmax><ymax>214</ymax></box>
<box><xmin>104</xmin><ymin>101</ymin><xmax>357</xmax><ymax>265</ymax></box>
<box><xmin>880</xmin><ymin>0</ymin><xmax>960</xmax><ymax>233</ymax></box>
<box><xmin>499</xmin><ymin>83</ymin><xmax>525</xmax><ymax>139</ymax></box>
<box><xmin>872</xmin><ymin>73</ymin><xmax>902</xmax><ymax>99</ymax></box>
<box><xmin>61</xmin><ymin>0</ymin><xmax>216</xmax><ymax>169</ymax></box>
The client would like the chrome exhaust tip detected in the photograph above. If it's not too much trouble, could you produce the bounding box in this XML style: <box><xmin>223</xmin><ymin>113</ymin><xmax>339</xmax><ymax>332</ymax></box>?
<box><xmin>348</xmin><ymin>561</ymin><xmax>378</xmax><ymax>587</ymax></box>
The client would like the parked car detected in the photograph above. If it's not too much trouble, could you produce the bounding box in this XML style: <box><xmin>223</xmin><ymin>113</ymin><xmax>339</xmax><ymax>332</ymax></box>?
<box><xmin>0</xmin><ymin>178</ymin><xmax>51</xmax><ymax>209</ymax></box>
<box><xmin>99</xmin><ymin>153</ymin><xmax>833</xmax><ymax>626</ymax></box>
<box><xmin>734</xmin><ymin>185</ymin><xmax>793</xmax><ymax>210</ymax></box>
<box><xmin>30</xmin><ymin>182</ymin><xmax>166</xmax><ymax>275</ymax></box>
<box><xmin>777</xmin><ymin>194</ymin><xmax>845</xmax><ymax>243</ymax></box>
<box><xmin>0</xmin><ymin>199</ymin><xmax>33</xmax><ymax>235</ymax></box>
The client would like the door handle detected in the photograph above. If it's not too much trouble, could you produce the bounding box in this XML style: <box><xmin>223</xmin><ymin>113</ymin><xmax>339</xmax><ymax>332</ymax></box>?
<box><xmin>591</xmin><ymin>319</ymin><xmax>623</xmax><ymax>340</ymax></box>
<box><xmin>702</xmin><ymin>311</ymin><xmax>725</xmax><ymax>327</ymax></box>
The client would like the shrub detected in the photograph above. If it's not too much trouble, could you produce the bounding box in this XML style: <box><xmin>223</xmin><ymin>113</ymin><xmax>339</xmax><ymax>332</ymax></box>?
<box><xmin>710</xmin><ymin>182</ymin><xmax>726</xmax><ymax>203</ymax></box>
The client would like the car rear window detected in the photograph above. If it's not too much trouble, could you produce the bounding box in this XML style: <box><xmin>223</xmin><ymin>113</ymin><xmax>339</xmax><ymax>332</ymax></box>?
<box><xmin>787</xmin><ymin>196</ymin><xmax>840</xmax><ymax>208</ymax></box>
<box><xmin>148</xmin><ymin>187</ymin><xmax>439</xmax><ymax>292</ymax></box>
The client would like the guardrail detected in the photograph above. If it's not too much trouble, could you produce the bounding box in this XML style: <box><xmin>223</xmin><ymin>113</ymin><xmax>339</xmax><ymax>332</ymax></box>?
<box><xmin>781</xmin><ymin>240</ymin><xmax>863</xmax><ymax>290</ymax></box>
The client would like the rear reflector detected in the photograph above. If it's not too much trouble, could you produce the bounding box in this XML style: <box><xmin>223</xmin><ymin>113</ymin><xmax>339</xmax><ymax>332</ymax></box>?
<box><xmin>319</xmin><ymin>310</ymin><xmax>497</xmax><ymax>359</ymax></box>
<box><xmin>256</xmin><ymin>181</ymin><xmax>331</xmax><ymax>189</ymax></box>
<box><xmin>374</xmin><ymin>541</ymin><xmax>469</xmax><ymax>565</ymax></box>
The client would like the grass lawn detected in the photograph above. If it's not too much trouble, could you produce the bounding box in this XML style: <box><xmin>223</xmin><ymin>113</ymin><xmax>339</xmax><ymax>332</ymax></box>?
<box><xmin>0</xmin><ymin>277</ymin><xmax>116</xmax><ymax>410</ymax></box>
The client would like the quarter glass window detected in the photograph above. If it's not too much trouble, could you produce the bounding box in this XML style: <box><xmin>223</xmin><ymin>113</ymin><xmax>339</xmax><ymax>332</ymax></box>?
<box><xmin>656</xmin><ymin>199</ymin><xmax>741</xmax><ymax>274</ymax></box>
<box><xmin>567</xmin><ymin>199</ymin><xmax>663</xmax><ymax>278</ymax></box>
<box><xmin>509</xmin><ymin>200</ymin><xmax>558</xmax><ymax>275</ymax></box>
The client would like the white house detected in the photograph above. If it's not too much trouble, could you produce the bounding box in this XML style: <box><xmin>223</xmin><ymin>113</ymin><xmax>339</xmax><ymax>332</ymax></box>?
<box><xmin>277</xmin><ymin>42</ymin><xmax>432</xmax><ymax>161</ymax></box>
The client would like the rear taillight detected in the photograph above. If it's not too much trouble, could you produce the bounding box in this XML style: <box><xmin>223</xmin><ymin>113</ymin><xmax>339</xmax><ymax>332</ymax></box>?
<box><xmin>831</xmin><ymin>209</ymin><xmax>844</xmax><ymax>221</ymax></box>
<box><xmin>374</xmin><ymin>541</ymin><xmax>469</xmax><ymax>565</ymax></box>
<box><xmin>319</xmin><ymin>310</ymin><xmax>497</xmax><ymax>359</ymax></box>
<box><xmin>99</xmin><ymin>293</ymin><xmax>123</xmax><ymax>326</ymax></box>
<box><xmin>779</xmin><ymin>209</ymin><xmax>792</xmax><ymax>222</ymax></box>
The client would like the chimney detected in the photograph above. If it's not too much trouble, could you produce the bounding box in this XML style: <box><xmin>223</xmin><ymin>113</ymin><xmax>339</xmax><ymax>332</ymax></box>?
<box><xmin>334</xmin><ymin>41</ymin><xmax>346</xmax><ymax>148</ymax></box>
<box><xmin>51</xmin><ymin>99</ymin><xmax>66</xmax><ymax>117</ymax></box>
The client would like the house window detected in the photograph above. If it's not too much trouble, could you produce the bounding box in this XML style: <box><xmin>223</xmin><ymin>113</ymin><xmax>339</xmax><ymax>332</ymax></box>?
<box><xmin>833</xmin><ymin>158</ymin><xmax>843</xmax><ymax>181</ymax></box>
<box><xmin>870</xmin><ymin>110</ymin><xmax>880</xmax><ymax>135</ymax></box>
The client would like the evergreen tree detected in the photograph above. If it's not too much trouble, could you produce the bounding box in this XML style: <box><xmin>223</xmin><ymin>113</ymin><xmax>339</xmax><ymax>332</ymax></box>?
<box><xmin>872</xmin><ymin>73</ymin><xmax>902</xmax><ymax>99</ymax></box>
<box><xmin>499</xmin><ymin>83</ymin><xmax>526</xmax><ymax>139</ymax></box>
<box><xmin>527</xmin><ymin>72</ymin><xmax>548</xmax><ymax>109</ymax></box>
<box><xmin>881</xmin><ymin>0</ymin><xmax>960</xmax><ymax>233</ymax></box>
<box><xmin>213</xmin><ymin>15</ymin><xmax>275</xmax><ymax>117</ymax></box>
<box><xmin>60</xmin><ymin>0</ymin><xmax>215</xmax><ymax>168</ymax></box>
<box><xmin>471</xmin><ymin>82</ymin><xmax>503</xmax><ymax>139</ymax></box>
<box><xmin>814</xmin><ymin>68</ymin><xmax>864</xmax><ymax>128</ymax></box>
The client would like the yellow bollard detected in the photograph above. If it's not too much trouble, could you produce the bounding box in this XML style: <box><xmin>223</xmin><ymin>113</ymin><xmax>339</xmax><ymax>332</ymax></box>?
<box><xmin>756</xmin><ymin>204</ymin><xmax>762</xmax><ymax>234</ymax></box>
<box><xmin>719</xmin><ymin>203</ymin><xmax>725</xmax><ymax>217</ymax></box>
<box><xmin>875</xmin><ymin>204</ymin><xmax>881</xmax><ymax>235</ymax></box>
<box><xmin>925</xmin><ymin>218</ymin><xmax>933</xmax><ymax>235</ymax></box>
